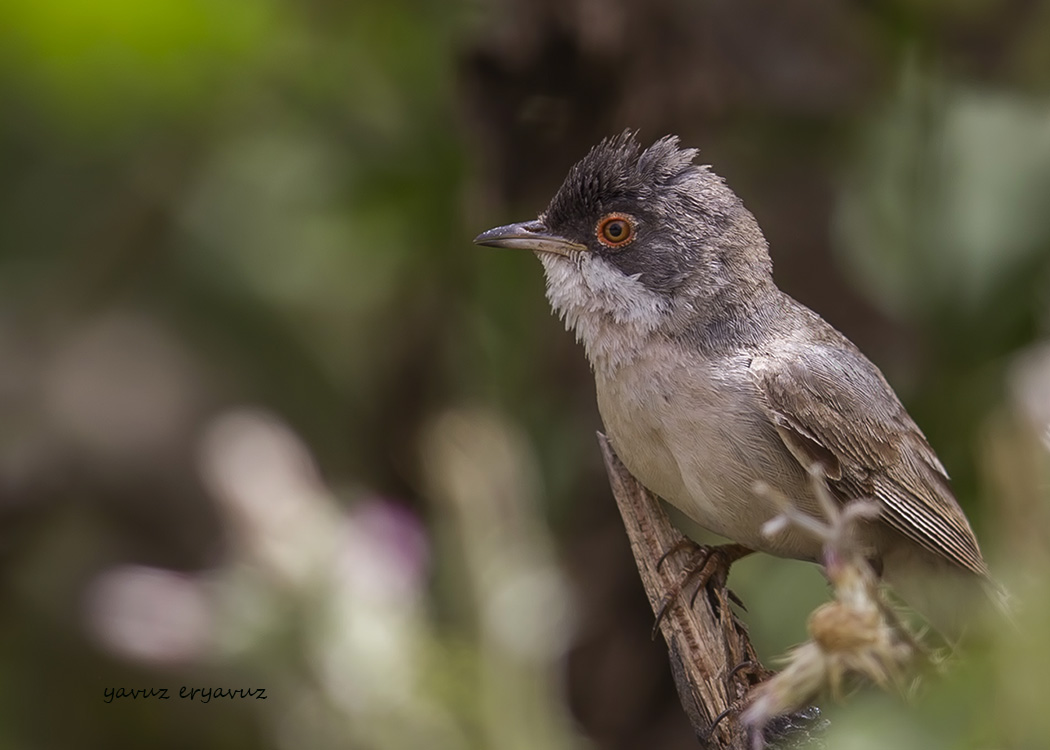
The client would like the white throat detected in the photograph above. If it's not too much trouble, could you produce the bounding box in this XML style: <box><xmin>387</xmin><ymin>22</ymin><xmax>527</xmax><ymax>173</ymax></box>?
<box><xmin>538</xmin><ymin>252</ymin><xmax>669</xmax><ymax>376</ymax></box>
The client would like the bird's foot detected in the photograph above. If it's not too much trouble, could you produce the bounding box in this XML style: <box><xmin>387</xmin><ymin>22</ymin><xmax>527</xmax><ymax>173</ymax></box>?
<box><xmin>652</xmin><ymin>541</ymin><xmax>752</xmax><ymax>638</ymax></box>
<box><xmin>728</xmin><ymin>658</ymin><xmax>775</xmax><ymax>689</ymax></box>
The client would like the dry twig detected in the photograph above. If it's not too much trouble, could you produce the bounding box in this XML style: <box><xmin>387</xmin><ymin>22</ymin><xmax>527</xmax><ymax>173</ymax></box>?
<box><xmin>598</xmin><ymin>433</ymin><xmax>823</xmax><ymax>749</ymax></box>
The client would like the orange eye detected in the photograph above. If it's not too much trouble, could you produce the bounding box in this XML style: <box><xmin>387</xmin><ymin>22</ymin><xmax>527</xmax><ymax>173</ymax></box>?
<box><xmin>596</xmin><ymin>214</ymin><xmax>635</xmax><ymax>248</ymax></box>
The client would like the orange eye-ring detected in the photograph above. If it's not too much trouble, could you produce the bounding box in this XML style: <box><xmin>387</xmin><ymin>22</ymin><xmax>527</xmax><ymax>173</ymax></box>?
<box><xmin>596</xmin><ymin>213</ymin><xmax>635</xmax><ymax>248</ymax></box>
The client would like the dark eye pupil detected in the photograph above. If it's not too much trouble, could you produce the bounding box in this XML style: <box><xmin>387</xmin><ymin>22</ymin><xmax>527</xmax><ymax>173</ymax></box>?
<box><xmin>598</xmin><ymin>216</ymin><xmax>633</xmax><ymax>246</ymax></box>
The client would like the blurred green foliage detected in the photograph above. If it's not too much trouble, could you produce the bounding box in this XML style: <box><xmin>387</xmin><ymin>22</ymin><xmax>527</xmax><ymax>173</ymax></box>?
<box><xmin>0</xmin><ymin>0</ymin><xmax>1049</xmax><ymax>748</ymax></box>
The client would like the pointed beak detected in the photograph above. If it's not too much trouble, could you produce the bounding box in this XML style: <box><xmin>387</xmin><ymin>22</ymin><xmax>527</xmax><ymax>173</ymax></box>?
<box><xmin>473</xmin><ymin>220</ymin><xmax>586</xmax><ymax>258</ymax></box>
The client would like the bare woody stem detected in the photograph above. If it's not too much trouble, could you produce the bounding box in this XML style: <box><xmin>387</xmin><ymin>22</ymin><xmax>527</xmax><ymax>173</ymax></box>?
<box><xmin>597</xmin><ymin>433</ymin><xmax>823</xmax><ymax>749</ymax></box>
<box><xmin>598</xmin><ymin>432</ymin><xmax>757</xmax><ymax>748</ymax></box>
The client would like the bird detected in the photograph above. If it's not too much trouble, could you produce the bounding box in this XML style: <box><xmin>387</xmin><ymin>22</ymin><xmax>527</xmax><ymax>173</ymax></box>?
<box><xmin>474</xmin><ymin>131</ymin><xmax>1001</xmax><ymax>630</ymax></box>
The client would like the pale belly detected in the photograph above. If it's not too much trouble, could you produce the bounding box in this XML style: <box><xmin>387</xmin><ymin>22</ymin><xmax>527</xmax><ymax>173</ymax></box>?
<box><xmin>594</xmin><ymin>351</ymin><xmax>824</xmax><ymax>561</ymax></box>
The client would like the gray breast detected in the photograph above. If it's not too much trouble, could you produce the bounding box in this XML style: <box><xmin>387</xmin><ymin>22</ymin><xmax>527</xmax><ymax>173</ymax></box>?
<box><xmin>594</xmin><ymin>346</ymin><xmax>823</xmax><ymax>561</ymax></box>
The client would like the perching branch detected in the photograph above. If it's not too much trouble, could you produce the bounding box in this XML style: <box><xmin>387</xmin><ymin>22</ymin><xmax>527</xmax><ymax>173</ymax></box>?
<box><xmin>597</xmin><ymin>433</ymin><xmax>824</xmax><ymax>749</ymax></box>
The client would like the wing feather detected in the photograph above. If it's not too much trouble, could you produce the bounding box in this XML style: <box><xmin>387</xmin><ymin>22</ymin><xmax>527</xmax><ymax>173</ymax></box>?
<box><xmin>750</xmin><ymin>347</ymin><xmax>988</xmax><ymax>577</ymax></box>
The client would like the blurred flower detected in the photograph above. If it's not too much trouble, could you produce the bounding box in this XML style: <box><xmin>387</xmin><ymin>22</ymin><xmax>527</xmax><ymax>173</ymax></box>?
<box><xmin>194</xmin><ymin>407</ymin><xmax>465</xmax><ymax>750</ymax></box>
<box><xmin>1009</xmin><ymin>341</ymin><xmax>1050</xmax><ymax>452</ymax></box>
<box><xmin>981</xmin><ymin>340</ymin><xmax>1050</xmax><ymax>591</ymax></box>
<box><xmin>421</xmin><ymin>408</ymin><xmax>575</xmax><ymax>660</ymax></box>
<box><xmin>339</xmin><ymin>499</ymin><xmax>430</xmax><ymax>605</ymax></box>
<box><xmin>314</xmin><ymin>499</ymin><xmax>431</xmax><ymax>715</ymax></box>
<box><xmin>86</xmin><ymin>565</ymin><xmax>213</xmax><ymax>664</ymax></box>
<box><xmin>420</xmin><ymin>407</ymin><xmax>581</xmax><ymax>750</ymax></box>
<box><xmin>199</xmin><ymin>408</ymin><xmax>336</xmax><ymax>587</ymax></box>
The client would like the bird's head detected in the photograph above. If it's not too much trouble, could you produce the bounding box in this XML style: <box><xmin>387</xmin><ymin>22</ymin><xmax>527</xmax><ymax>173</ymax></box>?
<box><xmin>474</xmin><ymin>132</ymin><xmax>774</xmax><ymax>370</ymax></box>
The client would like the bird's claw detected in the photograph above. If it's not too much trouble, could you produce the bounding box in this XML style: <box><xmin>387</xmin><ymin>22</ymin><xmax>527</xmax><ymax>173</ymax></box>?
<box><xmin>728</xmin><ymin>658</ymin><xmax>774</xmax><ymax>686</ymax></box>
<box><xmin>651</xmin><ymin>541</ymin><xmax>752</xmax><ymax>639</ymax></box>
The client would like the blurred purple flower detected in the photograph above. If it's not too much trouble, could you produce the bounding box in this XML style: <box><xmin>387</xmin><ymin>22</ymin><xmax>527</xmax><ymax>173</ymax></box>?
<box><xmin>338</xmin><ymin>499</ymin><xmax>430</xmax><ymax>603</ymax></box>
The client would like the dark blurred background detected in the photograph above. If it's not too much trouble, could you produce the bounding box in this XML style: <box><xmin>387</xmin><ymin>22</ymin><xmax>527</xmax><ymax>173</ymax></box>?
<box><xmin>2</xmin><ymin>0</ymin><xmax>1050</xmax><ymax>748</ymax></box>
